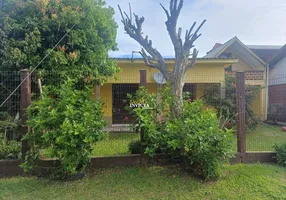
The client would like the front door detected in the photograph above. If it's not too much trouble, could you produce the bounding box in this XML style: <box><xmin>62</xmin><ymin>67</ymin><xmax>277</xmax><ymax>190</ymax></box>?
<box><xmin>112</xmin><ymin>84</ymin><xmax>139</xmax><ymax>124</ymax></box>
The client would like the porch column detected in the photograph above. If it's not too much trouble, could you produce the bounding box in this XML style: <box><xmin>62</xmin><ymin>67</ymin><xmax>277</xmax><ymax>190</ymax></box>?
<box><xmin>156</xmin><ymin>84</ymin><xmax>162</xmax><ymax>105</ymax></box>
<box><xmin>139</xmin><ymin>70</ymin><xmax>147</xmax><ymax>86</ymax></box>
<box><xmin>221</xmin><ymin>81</ymin><xmax>226</xmax><ymax>99</ymax></box>
<box><xmin>95</xmin><ymin>85</ymin><xmax>100</xmax><ymax>100</ymax></box>
<box><xmin>156</xmin><ymin>84</ymin><xmax>163</xmax><ymax>121</ymax></box>
<box><xmin>139</xmin><ymin>70</ymin><xmax>147</xmax><ymax>164</ymax></box>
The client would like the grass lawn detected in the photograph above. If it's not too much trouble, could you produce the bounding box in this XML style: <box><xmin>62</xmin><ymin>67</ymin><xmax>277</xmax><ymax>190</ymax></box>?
<box><xmin>245</xmin><ymin>124</ymin><xmax>286</xmax><ymax>151</ymax></box>
<box><xmin>92</xmin><ymin>132</ymin><xmax>140</xmax><ymax>156</ymax></box>
<box><xmin>1</xmin><ymin>164</ymin><xmax>286</xmax><ymax>200</ymax></box>
<box><xmin>91</xmin><ymin>124</ymin><xmax>286</xmax><ymax>157</ymax></box>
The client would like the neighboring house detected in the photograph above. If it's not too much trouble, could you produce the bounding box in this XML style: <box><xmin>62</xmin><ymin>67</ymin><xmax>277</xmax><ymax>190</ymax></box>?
<box><xmin>204</xmin><ymin>37</ymin><xmax>269</xmax><ymax>120</ymax></box>
<box><xmin>207</xmin><ymin>43</ymin><xmax>282</xmax><ymax>63</ymax></box>
<box><xmin>247</xmin><ymin>45</ymin><xmax>282</xmax><ymax>63</ymax></box>
<box><xmin>268</xmin><ymin>45</ymin><xmax>286</xmax><ymax>121</ymax></box>
<box><xmin>96</xmin><ymin>58</ymin><xmax>238</xmax><ymax>125</ymax></box>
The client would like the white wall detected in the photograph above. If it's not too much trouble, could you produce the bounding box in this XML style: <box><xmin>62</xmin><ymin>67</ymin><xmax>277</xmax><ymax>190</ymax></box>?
<box><xmin>269</xmin><ymin>56</ymin><xmax>286</xmax><ymax>86</ymax></box>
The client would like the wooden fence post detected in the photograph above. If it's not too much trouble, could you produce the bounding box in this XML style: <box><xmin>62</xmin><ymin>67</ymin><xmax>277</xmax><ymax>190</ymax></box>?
<box><xmin>139</xmin><ymin>70</ymin><xmax>147</xmax><ymax>164</ymax></box>
<box><xmin>20</xmin><ymin>69</ymin><xmax>31</xmax><ymax>159</ymax></box>
<box><xmin>236</xmin><ymin>72</ymin><xmax>246</xmax><ymax>159</ymax></box>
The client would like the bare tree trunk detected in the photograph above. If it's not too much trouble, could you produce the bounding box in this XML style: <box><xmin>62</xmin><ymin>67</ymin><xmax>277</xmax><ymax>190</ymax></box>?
<box><xmin>170</xmin><ymin>69</ymin><xmax>185</xmax><ymax>116</ymax></box>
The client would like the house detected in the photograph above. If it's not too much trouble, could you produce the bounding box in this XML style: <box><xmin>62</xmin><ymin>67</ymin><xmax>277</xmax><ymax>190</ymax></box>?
<box><xmin>96</xmin><ymin>37</ymin><xmax>278</xmax><ymax>127</ymax></box>
<box><xmin>204</xmin><ymin>37</ymin><xmax>269</xmax><ymax>120</ymax></box>
<box><xmin>207</xmin><ymin>43</ymin><xmax>282</xmax><ymax>63</ymax></box>
<box><xmin>268</xmin><ymin>45</ymin><xmax>286</xmax><ymax>121</ymax></box>
<box><xmin>95</xmin><ymin>57</ymin><xmax>238</xmax><ymax>125</ymax></box>
<box><xmin>247</xmin><ymin>45</ymin><xmax>282</xmax><ymax>63</ymax></box>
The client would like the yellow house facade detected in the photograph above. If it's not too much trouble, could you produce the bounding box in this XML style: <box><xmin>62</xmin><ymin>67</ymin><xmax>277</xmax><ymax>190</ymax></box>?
<box><xmin>96</xmin><ymin>58</ymin><xmax>238</xmax><ymax>125</ymax></box>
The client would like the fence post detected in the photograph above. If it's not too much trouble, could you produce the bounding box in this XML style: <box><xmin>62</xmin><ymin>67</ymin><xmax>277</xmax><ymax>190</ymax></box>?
<box><xmin>139</xmin><ymin>70</ymin><xmax>147</xmax><ymax>164</ymax></box>
<box><xmin>20</xmin><ymin>69</ymin><xmax>31</xmax><ymax>159</ymax></box>
<box><xmin>236</xmin><ymin>72</ymin><xmax>246</xmax><ymax>160</ymax></box>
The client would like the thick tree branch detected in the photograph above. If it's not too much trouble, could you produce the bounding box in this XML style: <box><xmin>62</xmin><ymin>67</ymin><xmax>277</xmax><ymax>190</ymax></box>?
<box><xmin>118</xmin><ymin>4</ymin><xmax>166</xmax><ymax>69</ymax></box>
<box><xmin>183</xmin><ymin>19</ymin><xmax>206</xmax><ymax>52</ymax></box>
<box><xmin>160</xmin><ymin>0</ymin><xmax>206</xmax><ymax>71</ymax></box>
<box><xmin>187</xmin><ymin>48</ymin><xmax>199</xmax><ymax>69</ymax></box>
<box><xmin>139</xmin><ymin>48</ymin><xmax>159</xmax><ymax>68</ymax></box>
<box><xmin>160</xmin><ymin>0</ymin><xmax>184</xmax><ymax>56</ymax></box>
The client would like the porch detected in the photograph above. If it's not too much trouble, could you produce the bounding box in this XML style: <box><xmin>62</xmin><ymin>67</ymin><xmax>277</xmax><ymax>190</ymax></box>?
<box><xmin>99</xmin><ymin>82</ymin><xmax>223</xmax><ymax>126</ymax></box>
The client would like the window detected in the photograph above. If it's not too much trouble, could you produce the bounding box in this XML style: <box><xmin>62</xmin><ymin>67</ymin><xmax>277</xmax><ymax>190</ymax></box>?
<box><xmin>183</xmin><ymin>84</ymin><xmax>196</xmax><ymax>101</ymax></box>
<box><xmin>112</xmin><ymin>84</ymin><xmax>139</xmax><ymax>124</ymax></box>
<box><xmin>225</xmin><ymin>65</ymin><xmax>232</xmax><ymax>72</ymax></box>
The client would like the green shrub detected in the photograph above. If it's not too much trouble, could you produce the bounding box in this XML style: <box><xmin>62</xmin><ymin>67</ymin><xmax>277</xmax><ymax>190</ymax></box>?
<box><xmin>128</xmin><ymin>140</ymin><xmax>143</xmax><ymax>154</ymax></box>
<box><xmin>128</xmin><ymin>140</ymin><xmax>162</xmax><ymax>155</ymax></box>
<box><xmin>274</xmin><ymin>143</ymin><xmax>286</xmax><ymax>166</ymax></box>
<box><xmin>0</xmin><ymin>112</ymin><xmax>20</xmax><ymax>140</ymax></box>
<box><xmin>173</xmin><ymin>100</ymin><xmax>234</xmax><ymax>180</ymax></box>
<box><xmin>21</xmin><ymin>79</ymin><xmax>107</xmax><ymax>178</ymax></box>
<box><xmin>0</xmin><ymin>137</ymin><xmax>21</xmax><ymax>160</ymax></box>
<box><xmin>129</xmin><ymin>86</ymin><xmax>234</xmax><ymax>180</ymax></box>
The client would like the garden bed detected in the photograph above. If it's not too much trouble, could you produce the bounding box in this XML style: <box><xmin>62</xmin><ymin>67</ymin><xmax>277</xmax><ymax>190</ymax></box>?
<box><xmin>0</xmin><ymin>152</ymin><xmax>276</xmax><ymax>178</ymax></box>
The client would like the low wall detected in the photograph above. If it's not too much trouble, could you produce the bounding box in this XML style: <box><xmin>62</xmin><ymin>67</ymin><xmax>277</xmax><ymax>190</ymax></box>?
<box><xmin>0</xmin><ymin>153</ymin><xmax>277</xmax><ymax>178</ymax></box>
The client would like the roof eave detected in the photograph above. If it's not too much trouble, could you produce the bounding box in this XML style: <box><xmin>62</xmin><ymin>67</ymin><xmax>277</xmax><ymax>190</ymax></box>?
<box><xmin>205</xmin><ymin>37</ymin><xmax>267</xmax><ymax>67</ymax></box>
<box><xmin>268</xmin><ymin>44</ymin><xmax>286</xmax><ymax>67</ymax></box>
<box><xmin>115</xmin><ymin>58</ymin><xmax>239</xmax><ymax>64</ymax></box>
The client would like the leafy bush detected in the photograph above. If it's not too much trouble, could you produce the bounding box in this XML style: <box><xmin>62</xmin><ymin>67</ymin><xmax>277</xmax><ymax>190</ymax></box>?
<box><xmin>0</xmin><ymin>137</ymin><xmax>21</xmax><ymax>160</ymax></box>
<box><xmin>129</xmin><ymin>86</ymin><xmax>234</xmax><ymax>180</ymax></box>
<box><xmin>21</xmin><ymin>79</ymin><xmax>106</xmax><ymax>178</ymax></box>
<box><xmin>127</xmin><ymin>86</ymin><xmax>167</xmax><ymax>154</ymax></box>
<box><xmin>128</xmin><ymin>140</ymin><xmax>162</xmax><ymax>155</ymax></box>
<box><xmin>202</xmin><ymin>75</ymin><xmax>262</xmax><ymax>130</ymax></box>
<box><xmin>128</xmin><ymin>140</ymin><xmax>143</xmax><ymax>154</ymax></box>
<box><xmin>274</xmin><ymin>143</ymin><xmax>286</xmax><ymax>166</ymax></box>
<box><xmin>172</xmin><ymin>100</ymin><xmax>233</xmax><ymax>179</ymax></box>
<box><xmin>0</xmin><ymin>112</ymin><xmax>20</xmax><ymax>140</ymax></box>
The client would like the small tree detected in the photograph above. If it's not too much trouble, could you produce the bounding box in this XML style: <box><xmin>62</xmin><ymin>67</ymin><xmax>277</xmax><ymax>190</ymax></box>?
<box><xmin>22</xmin><ymin>80</ymin><xmax>106</xmax><ymax>178</ymax></box>
<box><xmin>118</xmin><ymin>0</ymin><xmax>206</xmax><ymax>116</ymax></box>
<box><xmin>128</xmin><ymin>86</ymin><xmax>233</xmax><ymax>180</ymax></box>
<box><xmin>0</xmin><ymin>0</ymin><xmax>118</xmax><ymax>81</ymax></box>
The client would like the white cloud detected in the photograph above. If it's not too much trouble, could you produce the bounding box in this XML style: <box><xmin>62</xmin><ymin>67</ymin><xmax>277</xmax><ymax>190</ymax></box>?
<box><xmin>106</xmin><ymin>0</ymin><xmax>286</xmax><ymax>57</ymax></box>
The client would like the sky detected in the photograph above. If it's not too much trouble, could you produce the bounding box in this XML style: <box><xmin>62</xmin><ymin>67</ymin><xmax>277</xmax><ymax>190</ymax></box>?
<box><xmin>106</xmin><ymin>0</ymin><xmax>286</xmax><ymax>58</ymax></box>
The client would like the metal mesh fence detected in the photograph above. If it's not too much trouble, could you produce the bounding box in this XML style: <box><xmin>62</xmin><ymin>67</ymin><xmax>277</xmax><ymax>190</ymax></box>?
<box><xmin>0</xmin><ymin>70</ymin><xmax>232</xmax><ymax>157</ymax></box>
<box><xmin>243</xmin><ymin>73</ymin><xmax>286</xmax><ymax>152</ymax></box>
<box><xmin>0</xmin><ymin>71</ymin><xmax>21</xmax><ymax>117</ymax></box>
<box><xmin>2</xmin><ymin>69</ymin><xmax>285</xmax><ymax>157</ymax></box>
<box><xmin>244</xmin><ymin>75</ymin><xmax>286</xmax><ymax>152</ymax></box>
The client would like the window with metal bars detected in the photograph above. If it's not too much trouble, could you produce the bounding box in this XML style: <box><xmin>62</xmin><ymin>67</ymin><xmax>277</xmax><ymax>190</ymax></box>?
<box><xmin>112</xmin><ymin>84</ymin><xmax>139</xmax><ymax>124</ymax></box>
<box><xmin>183</xmin><ymin>84</ymin><xmax>196</xmax><ymax>102</ymax></box>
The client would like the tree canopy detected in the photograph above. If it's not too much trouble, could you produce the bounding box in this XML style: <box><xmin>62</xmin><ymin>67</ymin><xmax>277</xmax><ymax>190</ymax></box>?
<box><xmin>0</xmin><ymin>0</ymin><xmax>118</xmax><ymax>81</ymax></box>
